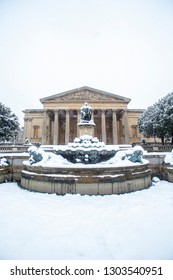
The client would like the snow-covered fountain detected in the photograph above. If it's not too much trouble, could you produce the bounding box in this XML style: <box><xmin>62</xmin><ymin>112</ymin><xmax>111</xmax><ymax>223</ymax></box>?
<box><xmin>21</xmin><ymin>103</ymin><xmax>151</xmax><ymax>195</ymax></box>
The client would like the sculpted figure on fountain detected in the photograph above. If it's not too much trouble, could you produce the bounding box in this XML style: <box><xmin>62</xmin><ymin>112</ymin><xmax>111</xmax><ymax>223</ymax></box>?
<box><xmin>28</xmin><ymin>144</ymin><xmax>45</xmax><ymax>165</ymax></box>
<box><xmin>128</xmin><ymin>146</ymin><xmax>144</xmax><ymax>163</ymax></box>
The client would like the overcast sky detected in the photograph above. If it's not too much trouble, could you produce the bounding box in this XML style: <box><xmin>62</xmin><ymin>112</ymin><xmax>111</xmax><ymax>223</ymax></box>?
<box><xmin>1</xmin><ymin>0</ymin><xmax>173</xmax><ymax>125</ymax></box>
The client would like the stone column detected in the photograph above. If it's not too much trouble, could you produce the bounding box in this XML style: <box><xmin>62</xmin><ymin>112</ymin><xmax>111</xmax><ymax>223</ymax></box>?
<box><xmin>23</xmin><ymin>117</ymin><xmax>28</xmax><ymax>141</ymax></box>
<box><xmin>77</xmin><ymin>109</ymin><xmax>80</xmax><ymax>137</ymax></box>
<box><xmin>124</xmin><ymin>109</ymin><xmax>129</xmax><ymax>144</ymax></box>
<box><xmin>53</xmin><ymin>110</ymin><xmax>59</xmax><ymax>145</ymax></box>
<box><xmin>47</xmin><ymin>114</ymin><xmax>52</xmax><ymax>144</ymax></box>
<box><xmin>23</xmin><ymin>117</ymin><xmax>32</xmax><ymax>141</ymax></box>
<box><xmin>119</xmin><ymin>116</ymin><xmax>123</xmax><ymax>144</ymax></box>
<box><xmin>112</xmin><ymin>110</ymin><xmax>118</xmax><ymax>144</ymax></box>
<box><xmin>65</xmin><ymin>109</ymin><xmax>70</xmax><ymax>144</ymax></box>
<box><xmin>42</xmin><ymin>109</ymin><xmax>47</xmax><ymax>144</ymax></box>
<box><xmin>24</xmin><ymin>118</ymin><xmax>32</xmax><ymax>141</ymax></box>
<box><xmin>101</xmin><ymin>109</ymin><xmax>106</xmax><ymax>143</ymax></box>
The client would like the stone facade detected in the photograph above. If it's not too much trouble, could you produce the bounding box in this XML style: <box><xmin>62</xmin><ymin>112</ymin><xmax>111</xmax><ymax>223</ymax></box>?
<box><xmin>23</xmin><ymin>86</ymin><xmax>144</xmax><ymax>145</ymax></box>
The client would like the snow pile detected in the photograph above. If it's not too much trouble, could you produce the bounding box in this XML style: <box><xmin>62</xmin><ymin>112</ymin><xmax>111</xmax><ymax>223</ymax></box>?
<box><xmin>54</xmin><ymin>135</ymin><xmax>119</xmax><ymax>152</ymax></box>
<box><xmin>164</xmin><ymin>149</ymin><xmax>173</xmax><ymax>166</ymax></box>
<box><xmin>0</xmin><ymin>156</ymin><xmax>9</xmax><ymax>166</ymax></box>
<box><xmin>131</xmin><ymin>145</ymin><xmax>144</xmax><ymax>154</ymax></box>
<box><xmin>152</xmin><ymin>176</ymin><xmax>161</xmax><ymax>184</ymax></box>
<box><xmin>0</xmin><ymin>180</ymin><xmax>173</xmax><ymax>260</ymax></box>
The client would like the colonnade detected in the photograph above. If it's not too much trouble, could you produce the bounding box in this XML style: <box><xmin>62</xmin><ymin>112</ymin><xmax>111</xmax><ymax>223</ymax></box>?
<box><xmin>41</xmin><ymin>108</ymin><xmax>129</xmax><ymax>145</ymax></box>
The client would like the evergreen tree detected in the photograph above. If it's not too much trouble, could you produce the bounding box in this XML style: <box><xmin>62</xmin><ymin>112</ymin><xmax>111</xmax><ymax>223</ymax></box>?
<box><xmin>0</xmin><ymin>102</ymin><xmax>19</xmax><ymax>142</ymax></box>
<box><xmin>161</xmin><ymin>93</ymin><xmax>173</xmax><ymax>144</ymax></box>
<box><xmin>138</xmin><ymin>92</ymin><xmax>173</xmax><ymax>145</ymax></box>
<box><xmin>138</xmin><ymin>105</ymin><xmax>155</xmax><ymax>138</ymax></box>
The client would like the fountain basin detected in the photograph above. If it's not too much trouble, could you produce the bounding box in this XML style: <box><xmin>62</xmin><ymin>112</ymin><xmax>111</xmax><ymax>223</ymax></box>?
<box><xmin>162</xmin><ymin>152</ymin><xmax>173</xmax><ymax>182</ymax></box>
<box><xmin>21</xmin><ymin>162</ymin><xmax>151</xmax><ymax>195</ymax></box>
<box><xmin>163</xmin><ymin>166</ymin><xmax>173</xmax><ymax>182</ymax></box>
<box><xmin>54</xmin><ymin>135</ymin><xmax>118</xmax><ymax>164</ymax></box>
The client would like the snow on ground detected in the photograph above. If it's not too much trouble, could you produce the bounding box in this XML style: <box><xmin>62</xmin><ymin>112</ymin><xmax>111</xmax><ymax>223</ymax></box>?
<box><xmin>0</xmin><ymin>180</ymin><xmax>173</xmax><ymax>260</ymax></box>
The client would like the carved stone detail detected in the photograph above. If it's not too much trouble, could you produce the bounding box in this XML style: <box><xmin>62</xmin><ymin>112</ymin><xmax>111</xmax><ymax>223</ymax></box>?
<box><xmin>49</xmin><ymin>90</ymin><xmax>120</xmax><ymax>102</ymax></box>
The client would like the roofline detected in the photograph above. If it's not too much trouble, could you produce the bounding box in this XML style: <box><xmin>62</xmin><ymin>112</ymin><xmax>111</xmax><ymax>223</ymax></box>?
<box><xmin>40</xmin><ymin>86</ymin><xmax>131</xmax><ymax>103</ymax></box>
<box><xmin>127</xmin><ymin>109</ymin><xmax>144</xmax><ymax>112</ymax></box>
<box><xmin>22</xmin><ymin>109</ymin><xmax>44</xmax><ymax>113</ymax></box>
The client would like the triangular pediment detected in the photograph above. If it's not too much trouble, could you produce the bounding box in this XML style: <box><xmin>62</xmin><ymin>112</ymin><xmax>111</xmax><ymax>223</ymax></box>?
<box><xmin>40</xmin><ymin>86</ymin><xmax>131</xmax><ymax>104</ymax></box>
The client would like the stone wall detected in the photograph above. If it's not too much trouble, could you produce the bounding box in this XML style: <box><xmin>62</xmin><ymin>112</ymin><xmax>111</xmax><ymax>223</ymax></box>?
<box><xmin>0</xmin><ymin>166</ymin><xmax>11</xmax><ymax>183</ymax></box>
<box><xmin>0</xmin><ymin>153</ymin><xmax>29</xmax><ymax>182</ymax></box>
<box><xmin>143</xmin><ymin>153</ymin><xmax>167</xmax><ymax>179</ymax></box>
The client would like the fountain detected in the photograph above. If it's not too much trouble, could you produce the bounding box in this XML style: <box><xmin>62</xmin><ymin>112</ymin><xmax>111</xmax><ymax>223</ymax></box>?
<box><xmin>21</xmin><ymin>103</ymin><xmax>151</xmax><ymax>195</ymax></box>
<box><xmin>54</xmin><ymin>103</ymin><xmax>116</xmax><ymax>164</ymax></box>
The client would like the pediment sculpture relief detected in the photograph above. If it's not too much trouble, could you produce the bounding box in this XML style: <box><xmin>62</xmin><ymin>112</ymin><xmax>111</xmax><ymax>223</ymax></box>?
<box><xmin>51</xmin><ymin>90</ymin><xmax>120</xmax><ymax>102</ymax></box>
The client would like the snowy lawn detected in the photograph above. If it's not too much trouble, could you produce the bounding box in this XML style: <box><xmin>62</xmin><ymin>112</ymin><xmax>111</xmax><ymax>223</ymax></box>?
<box><xmin>0</xmin><ymin>181</ymin><xmax>173</xmax><ymax>260</ymax></box>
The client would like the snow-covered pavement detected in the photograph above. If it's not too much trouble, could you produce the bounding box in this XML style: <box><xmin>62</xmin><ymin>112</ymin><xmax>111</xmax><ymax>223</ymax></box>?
<box><xmin>0</xmin><ymin>181</ymin><xmax>173</xmax><ymax>260</ymax></box>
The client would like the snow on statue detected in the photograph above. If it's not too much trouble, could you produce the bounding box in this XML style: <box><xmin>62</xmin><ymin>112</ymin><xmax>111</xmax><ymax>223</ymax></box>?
<box><xmin>28</xmin><ymin>145</ymin><xmax>46</xmax><ymax>165</ymax></box>
<box><xmin>128</xmin><ymin>146</ymin><xmax>145</xmax><ymax>163</ymax></box>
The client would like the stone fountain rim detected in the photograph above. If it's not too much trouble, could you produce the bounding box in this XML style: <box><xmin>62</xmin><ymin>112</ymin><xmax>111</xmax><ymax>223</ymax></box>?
<box><xmin>23</xmin><ymin>161</ymin><xmax>149</xmax><ymax>170</ymax></box>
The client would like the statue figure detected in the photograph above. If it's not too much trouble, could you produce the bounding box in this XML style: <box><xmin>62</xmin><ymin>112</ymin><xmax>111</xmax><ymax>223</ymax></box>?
<box><xmin>128</xmin><ymin>146</ymin><xmax>144</xmax><ymax>163</ymax></box>
<box><xmin>28</xmin><ymin>145</ymin><xmax>45</xmax><ymax>165</ymax></box>
<box><xmin>24</xmin><ymin>138</ymin><xmax>31</xmax><ymax>145</ymax></box>
<box><xmin>80</xmin><ymin>102</ymin><xmax>92</xmax><ymax>123</ymax></box>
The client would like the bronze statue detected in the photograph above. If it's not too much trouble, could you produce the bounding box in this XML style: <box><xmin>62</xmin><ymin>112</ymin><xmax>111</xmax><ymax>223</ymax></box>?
<box><xmin>80</xmin><ymin>102</ymin><xmax>92</xmax><ymax>123</ymax></box>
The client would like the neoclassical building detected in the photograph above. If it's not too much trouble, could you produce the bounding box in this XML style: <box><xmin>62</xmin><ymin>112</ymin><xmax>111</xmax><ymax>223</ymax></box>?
<box><xmin>23</xmin><ymin>86</ymin><xmax>144</xmax><ymax>145</ymax></box>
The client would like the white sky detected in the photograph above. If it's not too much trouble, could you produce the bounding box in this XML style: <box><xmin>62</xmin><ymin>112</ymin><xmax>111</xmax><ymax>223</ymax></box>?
<box><xmin>1</xmin><ymin>0</ymin><xmax>173</xmax><ymax>125</ymax></box>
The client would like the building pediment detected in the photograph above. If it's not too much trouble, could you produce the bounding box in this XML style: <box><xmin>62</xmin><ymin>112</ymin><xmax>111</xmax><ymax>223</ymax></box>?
<box><xmin>40</xmin><ymin>86</ymin><xmax>131</xmax><ymax>104</ymax></box>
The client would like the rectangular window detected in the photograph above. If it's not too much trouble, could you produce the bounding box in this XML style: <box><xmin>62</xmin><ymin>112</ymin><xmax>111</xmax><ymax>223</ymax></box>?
<box><xmin>33</xmin><ymin>125</ymin><xmax>40</xmax><ymax>138</ymax></box>
<box><xmin>131</xmin><ymin>125</ymin><xmax>137</xmax><ymax>138</ymax></box>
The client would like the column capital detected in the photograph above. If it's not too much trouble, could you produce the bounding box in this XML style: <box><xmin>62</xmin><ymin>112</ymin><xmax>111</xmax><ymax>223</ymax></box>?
<box><xmin>112</xmin><ymin>109</ymin><xmax>117</xmax><ymax>113</ymax></box>
<box><xmin>65</xmin><ymin>108</ymin><xmax>70</xmax><ymax>112</ymax></box>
